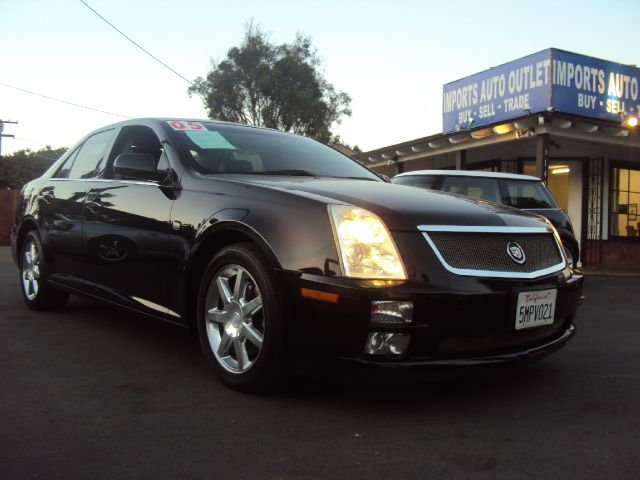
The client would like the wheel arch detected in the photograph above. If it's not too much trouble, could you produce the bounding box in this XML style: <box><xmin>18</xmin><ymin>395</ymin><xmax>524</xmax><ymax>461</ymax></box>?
<box><xmin>184</xmin><ymin>222</ymin><xmax>281</xmax><ymax>327</ymax></box>
<box><xmin>16</xmin><ymin>217</ymin><xmax>39</xmax><ymax>262</ymax></box>
<box><xmin>559</xmin><ymin>232</ymin><xmax>579</xmax><ymax>260</ymax></box>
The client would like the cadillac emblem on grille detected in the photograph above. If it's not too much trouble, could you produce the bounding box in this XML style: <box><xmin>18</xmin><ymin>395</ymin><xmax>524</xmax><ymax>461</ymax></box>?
<box><xmin>506</xmin><ymin>241</ymin><xmax>526</xmax><ymax>264</ymax></box>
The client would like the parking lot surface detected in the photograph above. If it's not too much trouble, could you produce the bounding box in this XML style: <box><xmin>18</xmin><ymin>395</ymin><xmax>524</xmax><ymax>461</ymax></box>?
<box><xmin>1</xmin><ymin>246</ymin><xmax>639</xmax><ymax>479</ymax></box>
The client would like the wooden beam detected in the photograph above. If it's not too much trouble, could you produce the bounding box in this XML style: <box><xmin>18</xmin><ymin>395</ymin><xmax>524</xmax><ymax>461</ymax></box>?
<box><xmin>455</xmin><ymin>149</ymin><xmax>466</xmax><ymax>170</ymax></box>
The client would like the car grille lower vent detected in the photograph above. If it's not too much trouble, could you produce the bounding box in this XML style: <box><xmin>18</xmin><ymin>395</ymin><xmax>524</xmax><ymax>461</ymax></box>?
<box><xmin>418</xmin><ymin>226</ymin><xmax>565</xmax><ymax>279</ymax></box>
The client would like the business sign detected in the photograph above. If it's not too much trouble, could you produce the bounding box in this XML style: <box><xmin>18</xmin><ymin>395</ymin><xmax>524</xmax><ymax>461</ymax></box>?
<box><xmin>551</xmin><ymin>49</ymin><xmax>640</xmax><ymax>123</ymax></box>
<box><xmin>442</xmin><ymin>49</ymin><xmax>640</xmax><ymax>133</ymax></box>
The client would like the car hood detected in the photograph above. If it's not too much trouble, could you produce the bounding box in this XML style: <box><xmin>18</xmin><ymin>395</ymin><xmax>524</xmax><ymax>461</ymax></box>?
<box><xmin>222</xmin><ymin>176</ymin><xmax>549</xmax><ymax>231</ymax></box>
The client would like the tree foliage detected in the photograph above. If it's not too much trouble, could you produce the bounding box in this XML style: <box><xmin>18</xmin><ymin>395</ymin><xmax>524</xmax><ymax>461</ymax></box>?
<box><xmin>0</xmin><ymin>146</ymin><xmax>67</xmax><ymax>189</ymax></box>
<box><xmin>189</xmin><ymin>24</ymin><xmax>352</xmax><ymax>143</ymax></box>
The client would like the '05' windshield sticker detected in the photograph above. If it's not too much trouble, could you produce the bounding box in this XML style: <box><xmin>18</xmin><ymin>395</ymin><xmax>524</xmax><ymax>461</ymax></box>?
<box><xmin>166</xmin><ymin>120</ymin><xmax>206</xmax><ymax>131</ymax></box>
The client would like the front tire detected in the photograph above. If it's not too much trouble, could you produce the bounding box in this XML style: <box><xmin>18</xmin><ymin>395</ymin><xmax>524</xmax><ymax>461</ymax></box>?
<box><xmin>20</xmin><ymin>230</ymin><xmax>69</xmax><ymax>310</ymax></box>
<box><xmin>197</xmin><ymin>243</ymin><xmax>287</xmax><ymax>392</ymax></box>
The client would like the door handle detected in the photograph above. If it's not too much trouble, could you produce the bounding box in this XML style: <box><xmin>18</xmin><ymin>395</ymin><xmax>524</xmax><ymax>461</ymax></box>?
<box><xmin>52</xmin><ymin>219</ymin><xmax>73</xmax><ymax>231</ymax></box>
<box><xmin>52</xmin><ymin>213</ymin><xmax>74</xmax><ymax>231</ymax></box>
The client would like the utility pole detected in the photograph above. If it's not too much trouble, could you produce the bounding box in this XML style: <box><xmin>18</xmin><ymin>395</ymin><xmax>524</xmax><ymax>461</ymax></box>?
<box><xmin>0</xmin><ymin>119</ymin><xmax>18</xmax><ymax>157</ymax></box>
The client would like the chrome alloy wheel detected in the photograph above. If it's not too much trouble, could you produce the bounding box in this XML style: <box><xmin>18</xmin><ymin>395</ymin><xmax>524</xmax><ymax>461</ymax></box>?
<box><xmin>205</xmin><ymin>264</ymin><xmax>264</xmax><ymax>374</ymax></box>
<box><xmin>22</xmin><ymin>240</ymin><xmax>41</xmax><ymax>300</ymax></box>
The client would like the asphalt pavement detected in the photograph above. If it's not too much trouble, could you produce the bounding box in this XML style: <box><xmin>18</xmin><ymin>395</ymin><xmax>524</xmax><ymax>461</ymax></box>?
<box><xmin>1</xmin><ymin>246</ymin><xmax>639</xmax><ymax>479</ymax></box>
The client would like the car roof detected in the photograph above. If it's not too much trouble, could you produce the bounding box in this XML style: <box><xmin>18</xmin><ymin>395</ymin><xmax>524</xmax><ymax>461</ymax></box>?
<box><xmin>393</xmin><ymin>170</ymin><xmax>541</xmax><ymax>181</ymax></box>
<box><xmin>89</xmin><ymin>117</ymin><xmax>287</xmax><ymax>137</ymax></box>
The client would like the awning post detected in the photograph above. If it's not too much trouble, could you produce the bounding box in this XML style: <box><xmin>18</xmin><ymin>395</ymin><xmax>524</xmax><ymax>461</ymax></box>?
<box><xmin>536</xmin><ymin>134</ymin><xmax>550</xmax><ymax>184</ymax></box>
<box><xmin>455</xmin><ymin>149</ymin><xmax>466</xmax><ymax>170</ymax></box>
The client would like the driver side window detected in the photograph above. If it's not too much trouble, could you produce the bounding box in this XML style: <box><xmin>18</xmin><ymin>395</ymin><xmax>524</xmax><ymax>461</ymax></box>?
<box><xmin>105</xmin><ymin>126</ymin><xmax>163</xmax><ymax>180</ymax></box>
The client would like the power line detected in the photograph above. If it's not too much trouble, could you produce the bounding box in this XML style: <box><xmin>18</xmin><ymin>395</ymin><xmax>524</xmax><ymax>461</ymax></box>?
<box><xmin>0</xmin><ymin>81</ymin><xmax>131</xmax><ymax>118</ymax></box>
<box><xmin>26</xmin><ymin>152</ymin><xmax>62</xmax><ymax>162</ymax></box>
<box><xmin>14</xmin><ymin>137</ymin><xmax>68</xmax><ymax>150</ymax></box>
<box><xmin>13</xmin><ymin>136</ymin><xmax>49</xmax><ymax>147</ymax></box>
<box><xmin>8</xmin><ymin>152</ymin><xmax>61</xmax><ymax>162</ymax></box>
<box><xmin>4</xmin><ymin>137</ymin><xmax>66</xmax><ymax>161</ymax></box>
<box><xmin>79</xmin><ymin>0</ymin><xmax>196</xmax><ymax>87</ymax></box>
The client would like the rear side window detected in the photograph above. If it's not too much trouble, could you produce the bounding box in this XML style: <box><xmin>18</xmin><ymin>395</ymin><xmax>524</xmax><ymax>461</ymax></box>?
<box><xmin>66</xmin><ymin>129</ymin><xmax>115</xmax><ymax>179</ymax></box>
<box><xmin>502</xmin><ymin>180</ymin><xmax>558</xmax><ymax>209</ymax></box>
<box><xmin>393</xmin><ymin>175</ymin><xmax>439</xmax><ymax>189</ymax></box>
<box><xmin>441</xmin><ymin>176</ymin><xmax>501</xmax><ymax>203</ymax></box>
<box><xmin>53</xmin><ymin>147</ymin><xmax>80</xmax><ymax>178</ymax></box>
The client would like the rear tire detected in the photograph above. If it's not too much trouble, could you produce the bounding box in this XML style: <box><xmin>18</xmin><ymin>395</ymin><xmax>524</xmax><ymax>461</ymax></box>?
<box><xmin>196</xmin><ymin>243</ymin><xmax>288</xmax><ymax>392</ymax></box>
<box><xmin>19</xmin><ymin>230</ymin><xmax>69</xmax><ymax>311</ymax></box>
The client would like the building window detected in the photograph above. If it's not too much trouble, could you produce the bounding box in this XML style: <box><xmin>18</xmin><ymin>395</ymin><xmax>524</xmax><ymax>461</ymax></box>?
<box><xmin>610</xmin><ymin>163</ymin><xmax>640</xmax><ymax>238</ymax></box>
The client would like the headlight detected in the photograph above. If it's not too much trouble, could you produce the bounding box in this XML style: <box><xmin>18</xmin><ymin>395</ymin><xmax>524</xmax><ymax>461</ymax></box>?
<box><xmin>329</xmin><ymin>205</ymin><xmax>407</xmax><ymax>279</ymax></box>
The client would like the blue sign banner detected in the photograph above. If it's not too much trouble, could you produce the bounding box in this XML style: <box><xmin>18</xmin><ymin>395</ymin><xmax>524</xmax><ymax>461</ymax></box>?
<box><xmin>443</xmin><ymin>49</ymin><xmax>551</xmax><ymax>133</ymax></box>
<box><xmin>442</xmin><ymin>49</ymin><xmax>640</xmax><ymax>133</ymax></box>
<box><xmin>551</xmin><ymin>49</ymin><xmax>640</xmax><ymax>123</ymax></box>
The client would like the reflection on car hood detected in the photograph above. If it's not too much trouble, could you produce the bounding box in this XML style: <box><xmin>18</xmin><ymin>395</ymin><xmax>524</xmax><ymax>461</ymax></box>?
<box><xmin>235</xmin><ymin>176</ymin><xmax>548</xmax><ymax>231</ymax></box>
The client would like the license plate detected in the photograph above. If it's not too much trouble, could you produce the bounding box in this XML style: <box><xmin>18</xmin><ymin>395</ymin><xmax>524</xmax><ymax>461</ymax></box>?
<box><xmin>515</xmin><ymin>289</ymin><xmax>557</xmax><ymax>330</ymax></box>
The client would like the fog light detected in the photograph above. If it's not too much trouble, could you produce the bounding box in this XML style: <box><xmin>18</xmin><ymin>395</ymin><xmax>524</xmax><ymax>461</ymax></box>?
<box><xmin>364</xmin><ymin>332</ymin><xmax>410</xmax><ymax>356</ymax></box>
<box><xmin>371</xmin><ymin>301</ymin><xmax>413</xmax><ymax>325</ymax></box>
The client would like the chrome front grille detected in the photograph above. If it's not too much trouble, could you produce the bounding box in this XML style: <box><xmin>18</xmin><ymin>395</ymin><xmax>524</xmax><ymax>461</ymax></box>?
<box><xmin>418</xmin><ymin>226</ymin><xmax>566</xmax><ymax>279</ymax></box>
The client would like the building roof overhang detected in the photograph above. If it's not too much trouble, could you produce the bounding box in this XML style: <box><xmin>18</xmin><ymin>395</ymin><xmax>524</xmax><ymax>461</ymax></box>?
<box><xmin>355</xmin><ymin>113</ymin><xmax>640</xmax><ymax>168</ymax></box>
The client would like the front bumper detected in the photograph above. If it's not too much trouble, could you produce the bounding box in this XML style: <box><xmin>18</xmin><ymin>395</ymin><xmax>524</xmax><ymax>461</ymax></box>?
<box><xmin>281</xmin><ymin>269</ymin><xmax>583</xmax><ymax>371</ymax></box>
<box><xmin>341</xmin><ymin>324</ymin><xmax>575</xmax><ymax>370</ymax></box>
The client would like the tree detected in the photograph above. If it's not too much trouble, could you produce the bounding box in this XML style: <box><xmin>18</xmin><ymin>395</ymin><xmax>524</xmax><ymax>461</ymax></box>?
<box><xmin>0</xmin><ymin>146</ymin><xmax>67</xmax><ymax>189</ymax></box>
<box><xmin>189</xmin><ymin>23</ymin><xmax>352</xmax><ymax>143</ymax></box>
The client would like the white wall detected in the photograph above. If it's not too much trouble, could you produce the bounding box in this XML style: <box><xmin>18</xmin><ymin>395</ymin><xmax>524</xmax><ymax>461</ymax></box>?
<box><xmin>567</xmin><ymin>161</ymin><xmax>583</xmax><ymax>254</ymax></box>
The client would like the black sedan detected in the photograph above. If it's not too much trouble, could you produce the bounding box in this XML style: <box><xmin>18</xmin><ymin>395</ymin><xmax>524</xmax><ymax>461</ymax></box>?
<box><xmin>11</xmin><ymin>118</ymin><xmax>583</xmax><ymax>391</ymax></box>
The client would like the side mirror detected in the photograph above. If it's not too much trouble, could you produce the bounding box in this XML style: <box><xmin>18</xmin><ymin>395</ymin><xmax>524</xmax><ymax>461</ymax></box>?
<box><xmin>113</xmin><ymin>154</ymin><xmax>164</xmax><ymax>182</ymax></box>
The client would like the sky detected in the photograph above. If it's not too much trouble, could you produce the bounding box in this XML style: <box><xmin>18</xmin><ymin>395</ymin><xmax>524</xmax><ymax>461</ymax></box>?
<box><xmin>1</xmin><ymin>0</ymin><xmax>639</xmax><ymax>155</ymax></box>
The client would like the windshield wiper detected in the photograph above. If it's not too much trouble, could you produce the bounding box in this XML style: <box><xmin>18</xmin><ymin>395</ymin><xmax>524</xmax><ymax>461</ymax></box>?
<box><xmin>246</xmin><ymin>171</ymin><xmax>379</xmax><ymax>181</ymax></box>
<box><xmin>251</xmin><ymin>169</ymin><xmax>317</xmax><ymax>177</ymax></box>
<box><xmin>327</xmin><ymin>176</ymin><xmax>380</xmax><ymax>181</ymax></box>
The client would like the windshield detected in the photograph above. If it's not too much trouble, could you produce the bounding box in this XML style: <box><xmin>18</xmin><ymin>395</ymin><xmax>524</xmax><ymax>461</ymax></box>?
<box><xmin>392</xmin><ymin>175</ymin><xmax>439</xmax><ymax>189</ymax></box>
<box><xmin>501</xmin><ymin>179</ymin><xmax>559</xmax><ymax>209</ymax></box>
<box><xmin>175</xmin><ymin>122</ymin><xmax>381</xmax><ymax>181</ymax></box>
